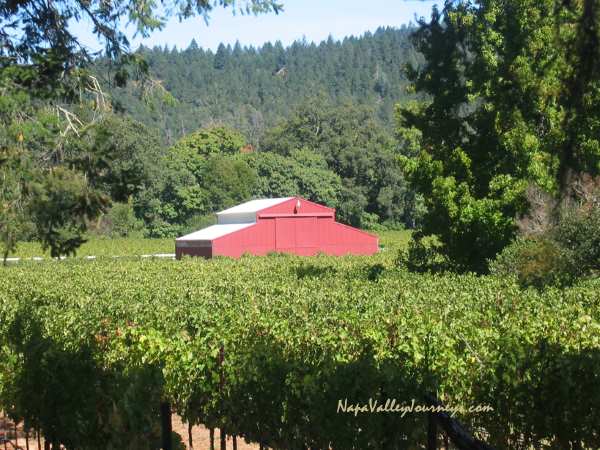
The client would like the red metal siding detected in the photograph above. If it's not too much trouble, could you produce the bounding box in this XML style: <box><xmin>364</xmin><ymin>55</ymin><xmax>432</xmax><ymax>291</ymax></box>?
<box><xmin>319</xmin><ymin>221</ymin><xmax>379</xmax><ymax>255</ymax></box>
<box><xmin>213</xmin><ymin>220</ymin><xmax>276</xmax><ymax>257</ymax></box>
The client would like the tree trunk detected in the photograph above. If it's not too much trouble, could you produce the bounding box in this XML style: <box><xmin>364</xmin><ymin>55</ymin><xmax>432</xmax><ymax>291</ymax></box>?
<box><xmin>558</xmin><ymin>0</ymin><xmax>599</xmax><ymax>203</ymax></box>
<box><xmin>187</xmin><ymin>422</ymin><xmax>193</xmax><ymax>450</ymax></box>
<box><xmin>160</xmin><ymin>402</ymin><xmax>172</xmax><ymax>450</ymax></box>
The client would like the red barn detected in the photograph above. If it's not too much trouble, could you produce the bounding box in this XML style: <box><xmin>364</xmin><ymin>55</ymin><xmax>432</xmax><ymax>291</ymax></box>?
<box><xmin>175</xmin><ymin>197</ymin><xmax>379</xmax><ymax>259</ymax></box>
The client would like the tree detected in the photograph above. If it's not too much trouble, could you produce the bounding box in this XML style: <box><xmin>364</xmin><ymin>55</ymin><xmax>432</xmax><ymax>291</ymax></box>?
<box><xmin>170</xmin><ymin>126</ymin><xmax>246</xmax><ymax>160</ymax></box>
<box><xmin>214</xmin><ymin>44</ymin><xmax>229</xmax><ymax>70</ymax></box>
<box><xmin>1</xmin><ymin>0</ymin><xmax>282</xmax><ymax>252</ymax></box>
<box><xmin>398</xmin><ymin>1</ymin><xmax>600</xmax><ymax>273</ymax></box>
<box><xmin>263</xmin><ymin>98</ymin><xmax>419</xmax><ymax>227</ymax></box>
<box><xmin>0</xmin><ymin>83</ymin><xmax>114</xmax><ymax>258</ymax></box>
<box><xmin>68</xmin><ymin>114</ymin><xmax>163</xmax><ymax>202</ymax></box>
<box><xmin>29</xmin><ymin>167</ymin><xmax>108</xmax><ymax>258</ymax></box>
<box><xmin>202</xmin><ymin>156</ymin><xmax>257</xmax><ymax>210</ymax></box>
<box><xmin>0</xmin><ymin>148</ymin><xmax>33</xmax><ymax>264</ymax></box>
<box><xmin>134</xmin><ymin>126</ymin><xmax>252</xmax><ymax>235</ymax></box>
<box><xmin>243</xmin><ymin>151</ymin><xmax>342</xmax><ymax>210</ymax></box>
<box><xmin>96</xmin><ymin>27</ymin><xmax>419</xmax><ymax>143</ymax></box>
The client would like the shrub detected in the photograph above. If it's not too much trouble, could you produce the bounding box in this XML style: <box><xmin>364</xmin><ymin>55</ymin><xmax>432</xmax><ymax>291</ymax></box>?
<box><xmin>490</xmin><ymin>237</ymin><xmax>577</xmax><ymax>289</ymax></box>
<box><xmin>552</xmin><ymin>206</ymin><xmax>600</xmax><ymax>276</ymax></box>
<box><xmin>396</xmin><ymin>233</ymin><xmax>450</xmax><ymax>273</ymax></box>
<box><xmin>100</xmin><ymin>200</ymin><xmax>145</xmax><ymax>238</ymax></box>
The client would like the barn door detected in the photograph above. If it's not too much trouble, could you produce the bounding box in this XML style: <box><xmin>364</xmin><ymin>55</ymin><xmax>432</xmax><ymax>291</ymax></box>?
<box><xmin>275</xmin><ymin>217</ymin><xmax>319</xmax><ymax>255</ymax></box>
<box><xmin>294</xmin><ymin>216</ymin><xmax>318</xmax><ymax>255</ymax></box>
<box><xmin>275</xmin><ymin>217</ymin><xmax>295</xmax><ymax>251</ymax></box>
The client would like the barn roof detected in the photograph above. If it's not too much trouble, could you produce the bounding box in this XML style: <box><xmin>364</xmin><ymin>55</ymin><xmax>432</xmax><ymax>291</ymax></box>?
<box><xmin>217</xmin><ymin>198</ymin><xmax>293</xmax><ymax>216</ymax></box>
<box><xmin>176</xmin><ymin>223</ymin><xmax>254</xmax><ymax>241</ymax></box>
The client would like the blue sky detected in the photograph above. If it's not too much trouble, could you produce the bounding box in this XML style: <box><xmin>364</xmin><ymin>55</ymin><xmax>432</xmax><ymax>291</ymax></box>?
<box><xmin>72</xmin><ymin>0</ymin><xmax>440</xmax><ymax>52</ymax></box>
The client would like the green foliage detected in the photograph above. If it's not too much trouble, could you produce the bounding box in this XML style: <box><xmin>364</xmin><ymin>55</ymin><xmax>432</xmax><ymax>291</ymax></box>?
<box><xmin>132</xmin><ymin>126</ymin><xmax>252</xmax><ymax>235</ymax></box>
<box><xmin>0</xmin><ymin>148</ymin><xmax>34</xmax><ymax>263</ymax></box>
<box><xmin>490</xmin><ymin>206</ymin><xmax>599</xmax><ymax>289</ymax></box>
<box><xmin>180</xmin><ymin>214</ymin><xmax>217</xmax><ymax>237</ymax></box>
<box><xmin>134</xmin><ymin>163</ymin><xmax>198</xmax><ymax>238</ymax></box>
<box><xmin>171</xmin><ymin>432</ymin><xmax>186</xmax><ymax>450</ymax></box>
<box><xmin>29</xmin><ymin>167</ymin><xmax>109</xmax><ymax>258</ymax></box>
<box><xmin>243</xmin><ymin>151</ymin><xmax>342</xmax><ymax>210</ymax></box>
<box><xmin>99</xmin><ymin>199</ymin><xmax>145</xmax><ymax>238</ymax></box>
<box><xmin>170</xmin><ymin>126</ymin><xmax>246</xmax><ymax>159</ymax></box>
<box><xmin>201</xmin><ymin>155</ymin><xmax>257</xmax><ymax>210</ymax></box>
<box><xmin>69</xmin><ymin>114</ymin><xmax>164</xmax><ymax>202</ymax></box>
<box><xmin>1</xmin><ymin>0</ymin><xmax>285</xmax><ymax>251</ymax></box>
<box><xmin>0</xmin><ymin>90</ymin><xmax>114</xmax><ymax>259</ymax></box>
<box><xmin>0</xmin><ymin>256</ymin><xmax>599</xmax><ymax>449</ymax></box>
<box><xmin>263</xmin><ymin>99</ymin><xmax>420</xmax><ymax>227</ymax></box>
<box><xmin>8</xmin><ymin>238</ymin><xmax>174</xmax><ymax>259</ymax></box>
<box><xmin>397</xmin><ymin>233</ymin><xmax>450</xmax><ymax>273</ymax></box>
<box><xmin>552</xmin><ymin>206</ymin><xmax>600</xmax><ymax>276</ymax></box>
<box><xmin>398</xmin><ymin>0</ymin><xmax>600</xmax><ymax>273</ymax></box>
<box><xmin>490</xmin><ymin>238</ymin><xmax>577</xmax><ymax>289</ymax></box>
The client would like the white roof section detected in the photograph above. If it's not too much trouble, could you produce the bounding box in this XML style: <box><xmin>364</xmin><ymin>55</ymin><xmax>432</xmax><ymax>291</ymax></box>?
<box><xmin>217</xmin><ymin>198</ymin><xmax>293</xmax><ymax>216</ymax></box>
<box><xmin>176</xmin><ymin>223</ymin><xmax>254</xmax><ymax>242</ymax></box>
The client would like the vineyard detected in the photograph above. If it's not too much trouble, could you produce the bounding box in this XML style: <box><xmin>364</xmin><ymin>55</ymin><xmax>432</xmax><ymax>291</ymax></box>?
<box><xmin>1</xmin><ymin>247</ymin><xmax>599</xmax><ymax>449</ymax></box>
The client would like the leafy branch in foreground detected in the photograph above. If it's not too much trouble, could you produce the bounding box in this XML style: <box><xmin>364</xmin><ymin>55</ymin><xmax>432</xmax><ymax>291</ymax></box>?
<box><xmin>1</xmin><ymin>0</ymin><xmax>282</xmax><ymax>96</ymax></box>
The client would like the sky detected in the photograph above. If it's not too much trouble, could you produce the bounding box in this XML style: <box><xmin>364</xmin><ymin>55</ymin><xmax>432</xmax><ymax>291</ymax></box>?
<box><xmin>72</xmin><ymin>0</ymin><xmax>440</xmax><ymax>52</ymax></box>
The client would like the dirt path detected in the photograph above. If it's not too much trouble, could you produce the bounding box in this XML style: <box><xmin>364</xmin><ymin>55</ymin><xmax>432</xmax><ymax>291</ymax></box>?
<box><xmin>172</xmin><ymin>415</ymin><xmax>259</xmax><ymax>449</ymax></box>
<box><xmin>1</xmin><ymin>414</ymin><xmax>258</xmax><ymax>450</ymax></box>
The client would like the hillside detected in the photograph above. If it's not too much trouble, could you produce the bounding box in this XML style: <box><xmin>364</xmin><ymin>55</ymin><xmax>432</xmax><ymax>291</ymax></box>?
<box><xmin>99</xmin><ymin>26</ymin><xmax>420</xmax><ymax>145</ymax></box>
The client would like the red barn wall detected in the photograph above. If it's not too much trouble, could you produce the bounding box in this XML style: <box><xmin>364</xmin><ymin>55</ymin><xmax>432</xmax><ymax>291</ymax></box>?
<box><xmin>213</xmin><ymin>221</ymin><xmax>274</xmax><ymax>257</ymax></box>
<box><xmin>212</xmin><ymin>214</ymin><xmax>378</xmax><ymax>257</ymax></box>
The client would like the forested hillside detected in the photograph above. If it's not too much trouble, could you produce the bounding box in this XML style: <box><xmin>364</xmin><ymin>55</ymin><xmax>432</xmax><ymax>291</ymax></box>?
<box><xmin>100</xmin><ymin>26</ymin><xmax>420</xmax><ymax>145</ymax></box>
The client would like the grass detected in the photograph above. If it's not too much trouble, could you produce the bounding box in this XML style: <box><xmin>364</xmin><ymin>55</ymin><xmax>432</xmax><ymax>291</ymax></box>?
<box><xmin>378</xmin><ymin>229</ymin><xmax>412</xmax><ymax>251</ymax></box>
<box><xmin>8</xmin><ymin>230</ymin><xmax>411</xmax><ymax>259</ymax></box>
<box><xmin>10</xmin><ymin>238</ymin><xmax>175</xmax><ymax>258</ymax></box>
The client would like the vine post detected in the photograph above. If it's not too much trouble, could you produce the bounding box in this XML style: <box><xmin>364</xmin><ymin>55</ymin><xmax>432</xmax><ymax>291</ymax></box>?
<box><xmin>219</xmin><ymin>344</ymin><xmax>226</xmax><ymax>450</ymax></box>
<box><xmin>160</xmin><ymin>401</ymin><xmax>172</xmax><ymax>450</ymax></box>
<box><xmin>428</xmin><ymin>411</ymin><xmax>437</xmax><ymax>450</ymax></box>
